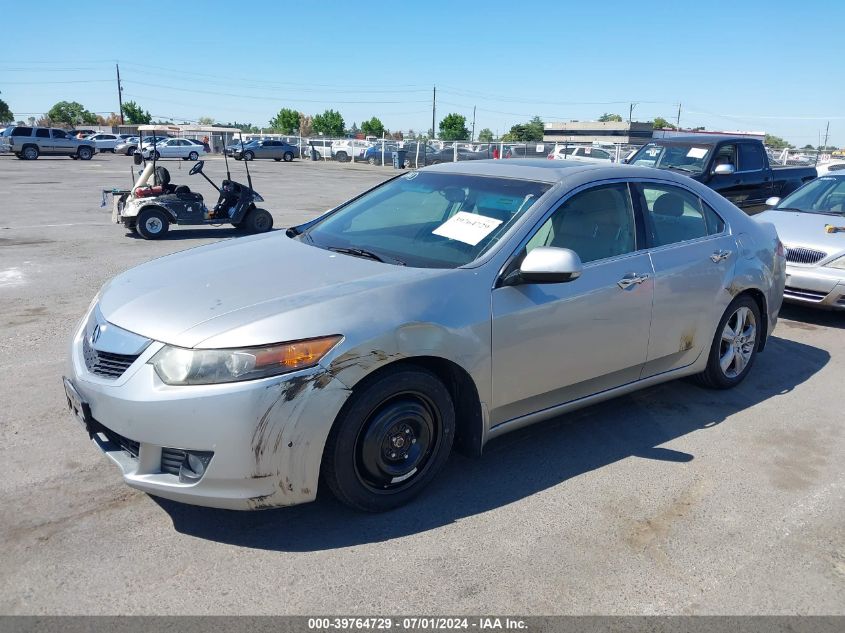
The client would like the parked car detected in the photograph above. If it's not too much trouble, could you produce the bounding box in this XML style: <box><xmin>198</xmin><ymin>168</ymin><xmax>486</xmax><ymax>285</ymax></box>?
<box><xmin>114</xmin><ymin>137</ymin><xmax>140</xmax><ymax>155</ymax></box>
<box><xmin>233</xmin><ymin>139</ymin><xmax>299</xmax><ymax>161</ymax></box>
<box><xmin>308</xmin><ymin>139</ymin><xmax>334</xmax><ymax>160</ymax></box>
<box><xmin>755</xmin><ymin>173</ymin><xmax>845</xmax><ymax>309</ymax></box>
<box><xmin>548</xmin><ymin>145</ymin><xmax>615</xmax><ymax>163</ymax></box>
<box><xmin>87</xmin><ymin>133</ymin><xmax>123</xmax><ymax>153</ymax></box>
<box><xmin>331</xmin><ymin>139</ymin><xmax>372</xmax><ymax>162</ymax></box>
<box><xmin>361</xmin><ymin>143</ymin><xmax>398</xmax><ymax>165</ymax></box>
<box><xmin>628</xmin><ymin>136</ymin><xmax>817</xmax><ymax>210</ymax></box>
<box><xmin>402</xmin><ymin>143</ymin><xmax>439</xmax><ymax>167</ymax></box>
<box><xmin>138</xmin><ymin>136</ymin><xmax>171</xmax><ymax>152</ymax></box>
<box><xmin>67</xmin><ymin>129</ymin><xmax>96</xmax><ymax>138</ymax></box>
<box><xmin>63</xmin><ymin>160</ymin><xmax>783</xmax><ymax>513</ymax></box>
<box><xmin>140</xmin><ymin>138</ymin><xmax>207</xmax><ymax>161</ymax></box>
<box><xmin>0</xmin><ymin>126</ymin><xmax>97</xmax><ymax>160</ymax></box>
<box><xmin>426</xmin><ymin>146</ymin><xmax>487</xmax><ymax>164</ymax></box>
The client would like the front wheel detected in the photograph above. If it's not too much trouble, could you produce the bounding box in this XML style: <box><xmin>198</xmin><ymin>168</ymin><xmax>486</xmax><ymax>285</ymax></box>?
<box><xmin>283</xmin><ymin>151</ymin><xmax>293</xmax><ymax>162</ymax></box>
<box><xmin>335</xmin><ymin>151</ymin><xmax>348</xmax><ymax>162</ymax></box>
<box><xmin>243</xmin><ymin>151</ymin><xmax>254</xmax><ymax>161</ymax></box>
<box><xmin>694</xmin><ymin>295</ymin><xmax>761</xmax><ymax>389</ymax></box>
<box><xmin>136</xmin><ymin>208</ymin><xmax>170</xmax><ymax>240</ymax></box>
<box><xmin>243</xmin><ymin>208</ymin><xmax>273</xmax><ymax>233</ymax></box>
<box><xmin>322</xmin><ymin>366</ymin><xmax>455</xmax><ymax>512</ymax></box>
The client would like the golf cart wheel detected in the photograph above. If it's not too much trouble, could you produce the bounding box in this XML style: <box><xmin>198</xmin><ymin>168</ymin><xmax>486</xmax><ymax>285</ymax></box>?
<box><xmin>283</xmin><ymin>151</ymin><xmax>293</xmax><ymax>162</ymax></box>
<box><xmin>136</xmin><ymin>208</ymin><xmax>169</xmax><ymax>240</ymax></box>
<box><xmin>188</xmin><ymin>151</ymin><xmax>198</xmax><ymax>161</ymax></box>
<box><xmin>77</xmin><ymin>146</ymin><xmax>93</xmax><ymax>160</ymax></box>
<box><xmin>244</xmin><ymin>208</ymin><xmax>273</xmax><ymax>233</ymax></box>
<box><xmin>22</xmin><ymin>145</ymin><xmax>39</xmax><ymax>160</ymax></box>
<box><xmin>322</xmin><ymin>365</ymin><xmax>455</xmax><ymax>512</ymax></box>
<box><xmin>243</xmin><ymin>151</ymin><xmax>254</xmax><ymax>161</ymax></box>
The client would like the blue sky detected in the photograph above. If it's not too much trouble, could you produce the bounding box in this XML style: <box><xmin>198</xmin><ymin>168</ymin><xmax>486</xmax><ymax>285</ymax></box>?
<box><xmin>1</xmin><ymin>0</ymin><xmax>843</xmax><ymax>146</ymax></box>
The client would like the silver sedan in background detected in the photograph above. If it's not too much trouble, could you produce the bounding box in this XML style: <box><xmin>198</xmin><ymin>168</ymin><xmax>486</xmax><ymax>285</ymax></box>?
<box><xmin>63</xmin><ymin>161</ymin><xmax>785</xmax><ymax>512</ymax></box>
<box><xmin>756</xmin><ymin>173</ymin><xmax>845</xmax><ymax>309</ymax></box>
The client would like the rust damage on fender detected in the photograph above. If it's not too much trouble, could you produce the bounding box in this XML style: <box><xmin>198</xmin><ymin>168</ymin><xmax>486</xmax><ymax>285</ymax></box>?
<box><xmin>679</xmin><ymin>331</ymin><xmax>695</xmax><ymax>352</ymax></box>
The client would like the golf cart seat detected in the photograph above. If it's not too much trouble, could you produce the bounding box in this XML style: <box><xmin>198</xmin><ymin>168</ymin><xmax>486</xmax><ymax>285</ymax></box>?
<box><xmin>133</xmin><ymin>166</ymin><xmax>197</xmax><ymax>198</ymax></box>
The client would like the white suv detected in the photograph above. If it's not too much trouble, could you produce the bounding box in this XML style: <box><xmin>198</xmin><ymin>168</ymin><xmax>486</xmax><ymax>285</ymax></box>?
<box><xmin>331</xmin><ymin>139</ymin><xmax>373</xmax><ymax>162</ymax></box>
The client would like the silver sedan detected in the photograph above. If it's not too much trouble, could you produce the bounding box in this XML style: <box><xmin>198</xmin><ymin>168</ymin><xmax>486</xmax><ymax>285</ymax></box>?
<box><xmin>755</xmin><ymin>174</ymin><xmax>845</xmax><ymax>309</ymax></box>
<box><xmin>63</xmin><ymin>160</ymin><xmax>785</xmax><ymax>512</ymax></box>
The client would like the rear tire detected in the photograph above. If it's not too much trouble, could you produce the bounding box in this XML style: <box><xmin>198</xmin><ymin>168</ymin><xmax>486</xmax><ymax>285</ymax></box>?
<box><xmin>188</xmin><ymin>151</ymin><xmax>198</xmax><ymax>161</ymax></box>
<box><xmin>694</xmin><ymin>295</ymin><xmax>761</xmax><ymax>389</ymax></box>
<box><xmin>77</xmin><ymin>146</ymin><xmax>93</xmax><ymax>160</ymax></box>
<box><xmin>322</xmin><ymin>366</ymin><xmax>455</xmax><ymax>512</ymax></box>
<box><xmin>136</xmin><ymin>208</ymin><xmax>169</xmax><ymax>240</ymax></box>
<box><xmin>244</xmin><ymin>208</ymin><xmax>273</xmax><ymax>233</ymax></box>
<box><xmin>22</xmin><ymin>145</ymin><xmax>39</xmax><ymax>160</ymax></box>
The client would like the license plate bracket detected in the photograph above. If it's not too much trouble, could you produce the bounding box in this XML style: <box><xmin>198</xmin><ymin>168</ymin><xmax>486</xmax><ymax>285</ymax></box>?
<box><xmin>63</xmin><ymin>377</ymin><xmax>94</xmax><ymax>435</ymax></box>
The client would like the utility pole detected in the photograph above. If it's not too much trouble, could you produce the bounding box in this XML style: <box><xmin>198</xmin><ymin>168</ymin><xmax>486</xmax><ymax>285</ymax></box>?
<box><xmin>628</xmin><ymin>102</ymin><xmax>637</xmax><ymax>124</ymax></box>
<box><xmin>822</xmin><ymin>120</ymin><xmax>830</xmax><ymax>150</ymax></box>
<box><xmin>676</xmin><ymin>102</ymin><xmax>681</xmax><ymax>129</ymax></box>
<box><xmin>471</xmin><ymin>105</ymin><xmax>476</xmax><ymax>142</ymax></box>
<box><xmin>116</xmin><ymin>63</ymin><xmax>124</xmax><ymax>125</ymax></box>
<box><xmin>431</xmin><ymin>85</ymin><xmax>436</xmax><ymax>140</ymax></box>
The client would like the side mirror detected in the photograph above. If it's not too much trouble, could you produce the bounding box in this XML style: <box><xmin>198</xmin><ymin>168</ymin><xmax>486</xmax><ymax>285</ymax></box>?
<box><xmin>133</xmin><ymin>152</ymin><xmax>143</xmax><ymax>165</ymax></box>
<box><xmin>765</xmin><ymin>196</ymin><xmax>781</xmax><ymax>207</ymax></box>
<box><xmin>713</xmin><ymin>163</ymin><xmax>736</xmax><ymax>175</ymax></box>
<box><xmin>517</xmin><ymin>247</ymin><xmax>583</xmax><ymax>284</ymax></box>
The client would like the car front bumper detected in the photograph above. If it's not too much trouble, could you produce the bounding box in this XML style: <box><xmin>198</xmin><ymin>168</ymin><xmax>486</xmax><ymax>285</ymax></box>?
<box><xmin>65</xmin><ymin>312</ymin><xmax>352</xmax><ymax>510</ymax></box>
<box><xmin>783</xmin><ymin>264</ymin><xmax>845</xmax><ymax>309</ymax></box>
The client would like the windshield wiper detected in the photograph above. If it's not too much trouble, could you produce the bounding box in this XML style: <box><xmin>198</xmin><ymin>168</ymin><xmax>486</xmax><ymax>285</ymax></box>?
<box><xmin>662</xmin><ymin>165</ymin><xmax>695</xmax><ymax>173</ymax></box>
<box><xmin>328</xmin><ymin>246</ymin><xmax>405</xmax><ymax>266</ymax></box>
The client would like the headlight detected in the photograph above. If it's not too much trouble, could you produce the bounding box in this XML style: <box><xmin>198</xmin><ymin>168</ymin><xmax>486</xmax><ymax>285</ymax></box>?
<box><xmin>825</xmin><ymin>254</ymin><xmax>845</xmax><ymax>270</ymax></box>
<box><xmin>150</xmin><ymin>335</ymin><xmax>342</xmax><ymax>385</ymax></box>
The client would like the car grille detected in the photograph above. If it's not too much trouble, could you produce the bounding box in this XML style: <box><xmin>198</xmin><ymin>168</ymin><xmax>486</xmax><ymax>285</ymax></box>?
<box><xmin>784</xmin><ymin>246</ymin><xmax>827</xmax><ymax>265</ymax></box>
<box><xmin>82</xmin><ymin>336</ymin><xmax>140</xmax><ymax>379</ymax></box>
<box><xmin>784</xmin><ymin>286</ymin><xmax>827</xmax><ymax>302</ymax></box>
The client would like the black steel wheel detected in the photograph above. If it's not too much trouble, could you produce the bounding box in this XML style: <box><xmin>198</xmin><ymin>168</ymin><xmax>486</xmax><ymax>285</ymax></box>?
<box><xmin>322</xmin><ymin>365</ymin><xmax>455</xmax><ymax>512</ymax></box>
<box><xmin>244</xmin><ymin>208</ymin><xmax>273</xmax><ymax>233</ymax></box>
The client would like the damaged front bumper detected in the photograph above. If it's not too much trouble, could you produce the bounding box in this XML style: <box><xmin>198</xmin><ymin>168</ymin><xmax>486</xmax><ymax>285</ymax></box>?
<box><xmin>66</xmin><ymin>321</ymin><xmax>352</xmax><ymax>510</ymax></box>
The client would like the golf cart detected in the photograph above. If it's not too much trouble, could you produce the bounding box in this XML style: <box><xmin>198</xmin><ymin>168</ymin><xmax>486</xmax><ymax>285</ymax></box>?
<box><xmin>105</xmin><ymin>126</ymin><xmax>273</xmax><ymax>239</ymax></box>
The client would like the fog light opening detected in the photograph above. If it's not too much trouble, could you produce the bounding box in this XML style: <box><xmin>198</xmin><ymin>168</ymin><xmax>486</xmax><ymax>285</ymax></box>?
<box><xmin>179</xmin><ymin>451</ymin><xmax>213</xmax><ymax>483</ymax></box>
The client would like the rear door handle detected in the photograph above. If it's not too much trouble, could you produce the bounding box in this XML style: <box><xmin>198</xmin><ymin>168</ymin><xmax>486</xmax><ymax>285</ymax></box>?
<box><xmin>617</xmin><ymin>273</ymin><xmax>650</xmax><ymax>289</ymax></box>
<box><xmin>710</xmin><ymin>249</ymin><xmax>732</xmax><ymax>263</ymax></box>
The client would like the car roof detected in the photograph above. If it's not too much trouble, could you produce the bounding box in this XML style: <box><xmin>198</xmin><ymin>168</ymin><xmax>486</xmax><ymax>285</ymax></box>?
<box><xmin>647</xmin><ymin>134</ymin><xmax>758</xmax><ymax>144</ymax></box>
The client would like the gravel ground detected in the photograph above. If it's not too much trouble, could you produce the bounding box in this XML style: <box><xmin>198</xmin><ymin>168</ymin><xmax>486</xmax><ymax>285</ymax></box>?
<box><xmin>0</xmin><ymin>153</ymin><xmax>842</xmax><ymax>615</ymax></box>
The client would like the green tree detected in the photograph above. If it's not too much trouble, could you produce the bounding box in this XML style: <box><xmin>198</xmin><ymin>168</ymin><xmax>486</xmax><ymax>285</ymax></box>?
<box><xmin>439</xmin><ymin>113</ymin><xmax>469</xmax><ymax>141</ymax></box>
<box><xmin>269</xmin><ymin>108</ymin><xmax>301</xmax><ymax>134</ymax></box>
<box><xmin>224</xmin><ymin>121</ymin><xmax>259</xmax><ymax>133</ymax></box>
<box><xmin>764</xmin><ymin>134</ymin><xmax>790</xmax><ymax>149</ymax></box>
<box><xmin>598</xmin><ymin>113</ymin><xmax>623</xmax><ymax>122</ymax></box>
<box><xmin>197</xmin><ymin>116</ymin><xmax>215</xmax><ymax>126</ymax></box>
<box><xmin>477</xmin><ymin>128</ymin><xmax>494</xmax><ymax>142</ymax></box>
<box><xmin>0</xmin><ymin>92</ymin><xmax>13</xmax><ymax>123</ymax></box>
<box><xmin>652</xmin><ymin>116</ymin><xmax>676</xmax><ymax>130</ymax></box>
<box><xmin>46</xmin><ymin>101</ymin><xmax>97</xmax><ymax>126</ymax></box>
<box><xmin>121</xmin><ymin>100</ymin><xmax>151</xmax><ymax>125</ymax></box>
<box><xmin>312</xmin><ymin>109</ymin><xmax>345</xmax><ymax>136</ymax></box>
<box><xmin>361</xmin><ymin>116</ymin><xmax>386</xmax><ymax>138</ymax></box>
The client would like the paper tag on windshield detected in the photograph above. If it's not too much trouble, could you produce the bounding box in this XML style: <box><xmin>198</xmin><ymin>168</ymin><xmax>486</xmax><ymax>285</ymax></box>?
<box><xmin>687</xmin><ymin>147</ymin><xmax>708</xmax><ymax>159</ymax></box>
<box><xmin>433</xmin><ymin>211</ymin><xmax>503</xmax><ymax>246</ymax></box>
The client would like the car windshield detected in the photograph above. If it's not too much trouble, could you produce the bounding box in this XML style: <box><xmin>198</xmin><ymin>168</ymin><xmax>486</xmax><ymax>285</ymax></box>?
<box><xmin>777</xmin><ymin>176</ymin><xmax>845</xmax><ymax>216</ymax></box>
<box><xmin>631</xmin><ymin>142</ymin><xmax>713</xmax><ymax>174</ymax></box>
<box><xmin>299</xmin><ymin>171</ymin><xmax>552</xmax><ymax>268</ymax></box>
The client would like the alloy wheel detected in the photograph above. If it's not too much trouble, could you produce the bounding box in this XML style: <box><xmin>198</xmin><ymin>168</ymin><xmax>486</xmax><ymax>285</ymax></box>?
<box><xmin>719</xmin><ymin>306</ymin><xmax>756</xmax><ymax>378</ymax></box>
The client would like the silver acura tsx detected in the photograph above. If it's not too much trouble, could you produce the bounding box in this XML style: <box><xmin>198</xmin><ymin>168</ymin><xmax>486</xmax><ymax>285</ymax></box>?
<box><xmin>64</xmin><ymin>160</ymin><xmax>785</xmax><ymax>512</ymax></box>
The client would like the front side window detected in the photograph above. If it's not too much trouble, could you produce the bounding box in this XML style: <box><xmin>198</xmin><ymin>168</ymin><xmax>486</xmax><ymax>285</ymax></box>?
<box><xmin>713</xmin><ymin>144</ymin><xmax>737</xmax><ymax>169</ymax></box>
<box><xmin>525</xmin><ymin>183</ymin><xmax>636</xmax><ymax>264</ymax></box>
<box><xmin>738</xmin><ymin>143</ymin><xmax>764</xmax><ymax>171</ymax></box>
<box><xmin>36</xmin><ymin>128</ymin><xmax>50</xmax><ymax>138</ymax></box>
<box><xmin>301</xmin><ymin>172</ymin><xmax>552</xmax><ymax>268</ymax></box>
<box><xmin>51</xmin><ymin>129</ymin><xmax>67</xmax><ymax>139</ymax></box>
<box><xmin>638</xmin><ymin>183</ymin><xmax>724</xmax><ymax>247</ymax></box>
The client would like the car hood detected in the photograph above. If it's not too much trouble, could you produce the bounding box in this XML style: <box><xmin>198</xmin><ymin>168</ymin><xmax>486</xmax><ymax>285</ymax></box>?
<box><xmin>755</xmin><ymin>210</ymin><xmax>845</xmax><ymax>256</ymax></box>
<box><xmin>98</xmin><ymin>233</ymin><xmax>447</xmax><ymax>348</ymax></box>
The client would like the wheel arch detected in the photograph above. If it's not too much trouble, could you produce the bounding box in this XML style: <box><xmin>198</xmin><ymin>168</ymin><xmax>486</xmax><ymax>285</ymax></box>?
<box><xmin>735</xmin><ymin>288</ymin><xmax>769</xmax><ymax>352</ymax></box>
<box><xmin>138</xmin><ymin>204</ymin><xmax>177</xmax><ymax>223</ymax></box>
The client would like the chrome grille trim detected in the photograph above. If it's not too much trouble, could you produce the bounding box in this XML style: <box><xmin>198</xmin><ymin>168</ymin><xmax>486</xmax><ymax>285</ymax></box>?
<box><xmin>82</xmin><ymin>336</ymin><xmax>139</xmax><ymax>379</ymax></box>
<box><xmin>784</xmin><ymin>246</ymin><xmax>827</xmax><ymax>265</ymax></box>
<box><xmin>784</xmin><ymin>286</ymin><xmax>827</xmax><ymax>302</ymax></box>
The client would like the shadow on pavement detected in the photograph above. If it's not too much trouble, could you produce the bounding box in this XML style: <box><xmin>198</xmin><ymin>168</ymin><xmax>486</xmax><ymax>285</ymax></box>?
<box><xmin>124</xmin><ymin>228</ymin><xmax>281</xmax><ymax>241</ymax></box>
<box><xmin>155</xmin><ymin>335</ymin><xmax>828</xmax><ymax>551</ymax></box>
<box><xmin>779</xmin><ymin>303</ymin><xmax>845</xmax><ymax>330</ymax></box>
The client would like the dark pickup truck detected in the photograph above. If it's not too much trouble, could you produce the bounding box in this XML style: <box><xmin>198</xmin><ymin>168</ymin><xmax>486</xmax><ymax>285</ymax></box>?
<box><xmin>628</xmin><ymin>135</ymin><xmax>816</xmax><ymax>210</ymax></box>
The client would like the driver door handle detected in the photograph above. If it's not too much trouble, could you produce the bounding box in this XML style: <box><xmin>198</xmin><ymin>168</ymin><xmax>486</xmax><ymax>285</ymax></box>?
<box><xmin>617</xmin><ymin>273</ymin><xmax>650</xmax><ymax>289</ymax></box>
<box><xmin>710</xmin><ymin>249</ymin><xmax>732</xmax><ymax>263</ymax></box>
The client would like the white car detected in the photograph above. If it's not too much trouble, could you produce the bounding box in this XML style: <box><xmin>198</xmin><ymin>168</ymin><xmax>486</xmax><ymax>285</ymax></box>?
<box><xmin>331</xmin><ymin>139</ymin><xmax>372</xmax><ymax>162</ymax></box>
<box><xmin>548</xmin><ymin>145</ymin><xmax>615</xmax><ymax>163</ymax></box>
<box><xmin>87</xmin><ymin>133</ymin><xmax>124</xmax><ymax>153</ymax></box>
<box><xmin>141</xmin><ymin>138</ymin><xmax>207</xmax><ymax>161</ymax></box>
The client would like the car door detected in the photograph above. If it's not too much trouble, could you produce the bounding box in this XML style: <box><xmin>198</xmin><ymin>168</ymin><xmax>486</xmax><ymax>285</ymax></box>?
<box><xmin>490</xmin><ymin>182</ymin><xmax>654</xmax><ymax>425</ymax></box>
<box><xmin>51</xmin><ymin>128</ymin><xmax>74</xmax><ymax>154</ymax></box>
<box><xmin>35</xmin><ymin>127</ymin><xmax>52</xmax><ymax>153</ymax></box>
<box><xmin>735</xmin><ymin>142</ymin><xmax>773</xmax><ymax>205</ymax></box>
<box><xmin>634</xmin><ymin>181</ymin><xmax>737</xmax><ymax>377</ymax></box>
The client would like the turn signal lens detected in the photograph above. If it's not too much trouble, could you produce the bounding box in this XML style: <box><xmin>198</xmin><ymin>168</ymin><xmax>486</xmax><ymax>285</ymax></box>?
<box><xmin>150</xmin><ymin>335</ymin><xmax>342</xmax><ymax>385</ymax></box>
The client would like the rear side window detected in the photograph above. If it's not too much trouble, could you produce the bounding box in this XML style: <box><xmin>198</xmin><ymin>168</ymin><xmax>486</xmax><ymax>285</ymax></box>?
<box><xmin>12</xmin><ymin>127</ymin><xmax>33</xmax><ymax>136</ymax></box>
<box><xmin>36</xmin><ymin>128</ymin><xmax>50</xmax><ymax>138</ymax></box>
<box><xmin>637</xmin><ymin>183</ymin><xmax>725</xmax><ymax>247</ymax></box>
<box><xmin>738</xmin><ymin>143</ymin><xmax>765</xmax><ymax>171</ymax></box>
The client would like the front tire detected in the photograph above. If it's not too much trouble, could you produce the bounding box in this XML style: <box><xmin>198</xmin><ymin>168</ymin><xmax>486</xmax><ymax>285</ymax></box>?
<box><xmin>335</xmin><ymin>151</ymin><xmax>348</xmax><ymax>162</ymax></box>
<box><xmin>283</xmin><ymin>151</ymin><xmax>293</xmax><ymax>162</ymax></box>
<box><xmin>244</xmin><ymin>208</ymin><xmax>273</xmax><ymax>233</ymax></box>
<box><xmin>136</xmin><ymin>209</ymin><xmax>170</xmax><ymax>240</ymax></box>
<box><xmin>243</xmin><ymin>151</ymin><xmax>254</xmax><ymax>161</ymax></box>
<box><xmin>322</xmin><ymin>366</ymin><xmax>455</xmax><ymax>512</ymax></box>
<box><xmin>188</xmin><ymin>151</ymin><xmax>199</xmax><ymax>161</ymax></box>
<box><xmin>695</xmin><ymin>295</ymin><xmax>761</xmax><ymax>389</ymax></box>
